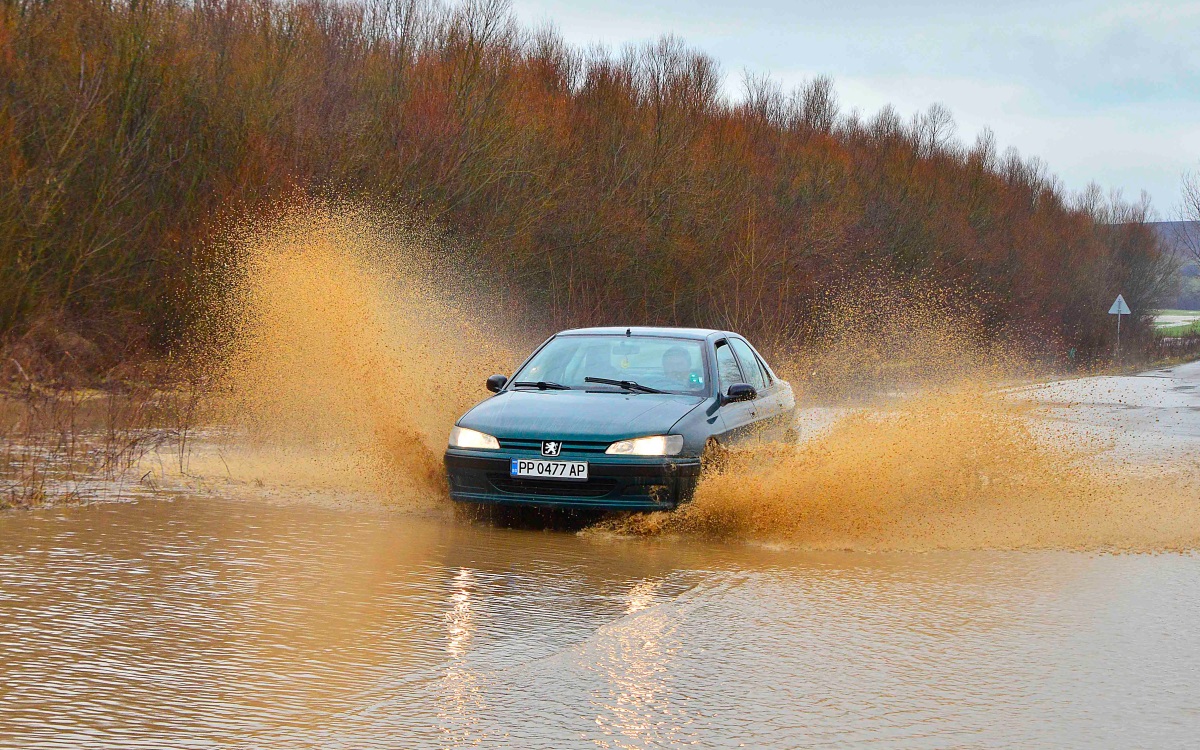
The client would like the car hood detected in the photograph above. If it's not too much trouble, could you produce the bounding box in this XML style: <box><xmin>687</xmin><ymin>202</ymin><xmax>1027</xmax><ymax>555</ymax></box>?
<box><xmin>458</xmin><ymin>390</ymin><xmax>705</xmax><ymax>441</ymax></box>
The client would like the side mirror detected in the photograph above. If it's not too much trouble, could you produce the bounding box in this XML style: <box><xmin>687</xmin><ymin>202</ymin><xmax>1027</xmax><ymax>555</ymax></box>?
<box><xmin>725</xmin><ymin>383</ymin><xmax>756</xmax><ymax>402</ymax></box>
<box><xmin>486</xmin><ymin>374</ymin><xmax>508</xmax><ymax>393</ymax></box>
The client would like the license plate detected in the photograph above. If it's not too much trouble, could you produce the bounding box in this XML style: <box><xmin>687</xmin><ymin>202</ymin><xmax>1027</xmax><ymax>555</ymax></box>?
<box><xmin>510</xmin><ymin>459</ymin><xmax>589</xmax><ymax>481</ymax></box>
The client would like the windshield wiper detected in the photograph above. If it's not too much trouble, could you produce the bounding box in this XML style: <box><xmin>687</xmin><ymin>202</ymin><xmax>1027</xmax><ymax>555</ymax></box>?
<box><xmin>512</xmin><ymin>380</ymin><xmax>571</xmax><ymax>390</ymax></box>
<box><xmin>583</xmin><ymin>376</ymin><xmax>665</xmax><ymax>394</ymax></box>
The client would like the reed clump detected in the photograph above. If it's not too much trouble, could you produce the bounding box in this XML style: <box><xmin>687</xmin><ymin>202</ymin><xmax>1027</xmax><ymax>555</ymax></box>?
<box><xmin>0</xmin><ymin>366</ymin><xmax>202</xmax><ymax>509</ymax></box>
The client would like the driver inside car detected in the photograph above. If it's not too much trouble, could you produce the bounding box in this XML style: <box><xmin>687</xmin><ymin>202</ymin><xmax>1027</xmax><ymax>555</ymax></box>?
<box><xmin>661</xmin><ymin>346</ymin><xmax>696</xmax><ymax>390</ymax></box>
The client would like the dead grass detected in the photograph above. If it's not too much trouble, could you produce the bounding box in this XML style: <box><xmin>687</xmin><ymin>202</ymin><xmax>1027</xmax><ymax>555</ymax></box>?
<box><xmin>0</xmin><ymin>377</ymin><xmax>203</xmax><ymax>510</ymax></box>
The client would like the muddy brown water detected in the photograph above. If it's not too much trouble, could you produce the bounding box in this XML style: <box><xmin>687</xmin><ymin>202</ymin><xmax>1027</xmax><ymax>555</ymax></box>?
<box><xmin>8</xmin><ymin>209</ymin><xmax>1200</xmax><ymax>747</ymax></box>
<box><xmin>2</xmin><ymin>497</ymin><xmax>1198</xmax><ymax>748</ymax></box>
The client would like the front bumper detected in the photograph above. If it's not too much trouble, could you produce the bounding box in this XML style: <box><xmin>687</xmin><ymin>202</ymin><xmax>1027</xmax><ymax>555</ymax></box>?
<box><xmin>443</xmin><ymin>449</ymin><xmax>702</xmax><ymax>510</ymax></box>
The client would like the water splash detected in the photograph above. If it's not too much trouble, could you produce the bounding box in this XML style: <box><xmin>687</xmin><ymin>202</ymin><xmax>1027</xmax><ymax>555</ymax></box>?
<box><xmin>183</xmin><ymin>206</ymin><xmax>1200</xmax><ymax>549</ymax></box>
<box><xmin>595</xmin><ymin>282</ymin><xmax>1200</xmax><ymax>551</ymax></box>
<box><xmin>604</xmin><ymin>380</ymin><xmax>1200</xmax><ymax>551</ymax></box>
<box><xmin>193</xmin><ymin>202</ymin><xmax>517</xmax><ymax>504</ymax></box>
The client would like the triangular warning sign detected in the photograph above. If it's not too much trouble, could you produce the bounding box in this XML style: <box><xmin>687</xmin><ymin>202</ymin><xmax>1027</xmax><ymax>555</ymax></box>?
<box><xmin>1108</xmin><ymin>294</ymin><xmax>1131</xmax><ymax>315</ymax></box>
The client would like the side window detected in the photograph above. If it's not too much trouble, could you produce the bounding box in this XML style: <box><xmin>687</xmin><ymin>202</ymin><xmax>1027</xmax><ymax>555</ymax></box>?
<box><xmin>714</xmin><ymin>342</ymin><xmax>744</xmax><ymax>392</ymax></box>
<box><xmin>728</xmin><ymin>338</ymin><xmax>766</xmax><ymax>390</ymax></box>
<box><xmin>754</xmin><ymin>354</ymin><xmax>773</xmax><ymax>385</ymax></box>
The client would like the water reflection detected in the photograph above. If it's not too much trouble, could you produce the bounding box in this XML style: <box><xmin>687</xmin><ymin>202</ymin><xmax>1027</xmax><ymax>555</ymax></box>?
<box><xmin>0</xmin><ymin>498</ymin><xmax>1197</xmax><ymax>748</ymax></box>
<box><xmin>593</xmin><ymin>578</ymin><xmax>679</xmax><ymax>748</ymax></box>
<box><xmin>440</xmin><ymin>567</ymin><xmax>482</xmax><ymax>744</ymax></box>
<box><xmin>446</xmin><ymin>567</ymin><xmax>477</xmax><ymax>659</ymax></box>
<box><xmin>624</xmin><ymin>578</ymin><xmax>661</xmax><ymax>615</ymax></box>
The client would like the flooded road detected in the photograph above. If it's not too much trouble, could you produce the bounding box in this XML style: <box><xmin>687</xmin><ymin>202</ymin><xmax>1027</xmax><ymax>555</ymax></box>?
<box><xmin>5</xmin><ymin>201</ymin><xmax>1199</xmax><ymax>749</ymax></box>
<box><xmin>3</xmin><ymin>497</ymin><xmax>1199</xmax><ymax>748</ymax></box>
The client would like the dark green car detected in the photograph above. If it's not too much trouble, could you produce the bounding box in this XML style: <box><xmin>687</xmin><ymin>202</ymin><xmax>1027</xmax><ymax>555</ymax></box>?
<box><xmin>443</xmin><ymin>327</ymin><xmax>796</xmax><ymax>511</ymax></box>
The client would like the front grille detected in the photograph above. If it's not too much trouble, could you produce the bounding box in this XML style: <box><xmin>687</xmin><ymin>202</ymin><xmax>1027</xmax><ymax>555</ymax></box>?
<box><xmin>487</xmin><ymin>474</ymin><xmax>617</xmax><ymax>498</ymax></box>
<box><xmin>622</xmin><ymin>483</ymin><xmax>667</xmax><ymax>497</ymax></box>
<box><xmin>497</xmin><ymin>438</ymin><xmax>610</xmax><ymax>454</ymax></box>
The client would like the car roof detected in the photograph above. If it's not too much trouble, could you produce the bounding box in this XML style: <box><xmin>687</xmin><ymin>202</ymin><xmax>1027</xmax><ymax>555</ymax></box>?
<box><xmin>555</xmin><ymin>326</ymin><xmax>732</xmax><ymax>341</ymax></box>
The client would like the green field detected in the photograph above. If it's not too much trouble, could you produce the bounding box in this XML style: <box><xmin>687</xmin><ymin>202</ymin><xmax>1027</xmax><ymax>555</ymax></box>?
<box><xmin>1153</xmin><ymin>310</ymin><xmax>1200</xmax><ymax>337</ymax></box>
<box><xmin>1157</xmin><ymin>321</ymin><xmax>1200</xmax><ymax>337</ymax></box>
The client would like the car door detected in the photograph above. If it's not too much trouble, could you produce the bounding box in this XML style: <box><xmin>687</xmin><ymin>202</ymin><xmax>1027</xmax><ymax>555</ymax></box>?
<box><xmin>713</xmin><ymin>339</ymin><xmax>758</xmax><ymax>445</ymax></box>
<box><xmin>727</xmin><ymin>337</ymin><xmax>778</xmax><ymax>439</ymax></box>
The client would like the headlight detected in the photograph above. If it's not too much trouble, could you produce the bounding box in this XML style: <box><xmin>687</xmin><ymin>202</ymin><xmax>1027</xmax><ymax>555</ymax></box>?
<box><xmin>605</xmin><ymin>435</ymin><xmax>684</xmax><ymax>456</ymax></box>
<box><xmin>449</xmin><ymin>426</ymin><xmax>500</xmax><ymax>450</ymax></box>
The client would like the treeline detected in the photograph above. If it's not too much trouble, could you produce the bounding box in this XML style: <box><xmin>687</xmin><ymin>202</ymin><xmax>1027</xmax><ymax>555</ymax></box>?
<box><xmin>0</xmin><ymin>0</ymin><xmax>1176</xmax><ymax>375</ymax></box>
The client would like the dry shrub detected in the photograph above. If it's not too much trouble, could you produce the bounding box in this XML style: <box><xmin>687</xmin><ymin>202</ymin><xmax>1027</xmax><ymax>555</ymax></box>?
<box><xmin>0</xmin><ymin>0</ymin><xmax>1174</xmax><ymax>366</ymax></box>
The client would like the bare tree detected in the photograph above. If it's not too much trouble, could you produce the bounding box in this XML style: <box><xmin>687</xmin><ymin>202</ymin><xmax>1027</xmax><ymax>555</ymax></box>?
<box><xmin>1181</xmin><ymin>168</ymin><xmax>1200</xmax><ymax>264</ymax></box>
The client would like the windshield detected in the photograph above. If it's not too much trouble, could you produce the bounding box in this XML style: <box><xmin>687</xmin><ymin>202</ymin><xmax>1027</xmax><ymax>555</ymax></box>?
<box><xmin>511</xmin><ymin>335</ymin><xmax>707</xmax><ymax>395</ymax></box>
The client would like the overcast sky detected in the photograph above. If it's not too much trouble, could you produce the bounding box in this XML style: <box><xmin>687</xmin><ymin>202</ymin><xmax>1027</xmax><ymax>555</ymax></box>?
<box><xmin>511</xmin><ymin>0</ymin><xmax>1199</xmax><ymax>215</ymax></box>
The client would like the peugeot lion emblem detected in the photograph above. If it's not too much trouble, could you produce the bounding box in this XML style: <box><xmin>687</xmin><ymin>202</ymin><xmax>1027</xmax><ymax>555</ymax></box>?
<box><xmin>541</xmin><ymin>440</ymin><xmax>562</xmax><ymax>457</ymax></box>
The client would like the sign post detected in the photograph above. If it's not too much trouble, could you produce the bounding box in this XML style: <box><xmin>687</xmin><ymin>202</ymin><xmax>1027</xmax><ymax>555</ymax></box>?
<box><xmin>1109</xmin><ymin>294</ymin><xmax>1131</xmax><ymax>359</ymax></box>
